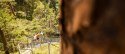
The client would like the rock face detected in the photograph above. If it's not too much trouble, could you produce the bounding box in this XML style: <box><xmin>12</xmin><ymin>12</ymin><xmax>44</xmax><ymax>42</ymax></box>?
<box><xmin>60</xmin><ymin>0</ymin><xmax>125</xmax><ymax>54</ymax></box>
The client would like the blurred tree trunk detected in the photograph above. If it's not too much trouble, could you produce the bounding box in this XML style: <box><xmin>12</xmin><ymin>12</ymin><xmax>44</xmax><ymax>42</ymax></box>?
<box><xmin>0</xmin><ymin>28</ymin><xmax>9</xmax><ymax>54</ymax></box>
<box><xmin>60</xmin><ymin>0</ymin><xmax>125</xmax><ymax>54</ymax></box>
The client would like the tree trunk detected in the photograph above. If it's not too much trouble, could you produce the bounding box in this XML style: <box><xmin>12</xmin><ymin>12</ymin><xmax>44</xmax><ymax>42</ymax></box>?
<box><xmin>0</xmin><ymin>28</ymin><xmax>9</xmax><ymax>54</ymax></box>
<box><xmin>60</xmin><ymin>0</ymin><xmax>125</xmax><ymax>54</ymax></box>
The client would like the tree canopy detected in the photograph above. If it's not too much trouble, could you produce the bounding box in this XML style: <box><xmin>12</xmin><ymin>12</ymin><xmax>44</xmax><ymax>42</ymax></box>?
<box><xmin>0</xmin><ymin>0</ymin><xmax>59</xmax><ymax>53</ymax></box>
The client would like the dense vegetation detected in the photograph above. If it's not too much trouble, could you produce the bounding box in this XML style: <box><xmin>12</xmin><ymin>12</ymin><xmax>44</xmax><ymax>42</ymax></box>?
<box><xmin>0</xmin><ymin>0</ymin><xmax>59</xmax><ymax>54</ymax></box>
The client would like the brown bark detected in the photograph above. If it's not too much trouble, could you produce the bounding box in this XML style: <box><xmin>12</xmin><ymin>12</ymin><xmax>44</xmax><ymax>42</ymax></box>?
<box><xmin>60</xmin><ymin>0</ymin><xmax>125</xmax><ymax>54</ymax></box>
<box><xmin>0</xmin><ymin>28</ymin><xmax>9</xmax><ymax>54</ymax></box>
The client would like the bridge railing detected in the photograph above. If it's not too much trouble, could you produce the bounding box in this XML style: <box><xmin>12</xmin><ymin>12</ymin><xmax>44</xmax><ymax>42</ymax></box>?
<box><xmin>17</xmin><ymin>36</ymin><xmax>60</xmax><ymax>54</ymax></box>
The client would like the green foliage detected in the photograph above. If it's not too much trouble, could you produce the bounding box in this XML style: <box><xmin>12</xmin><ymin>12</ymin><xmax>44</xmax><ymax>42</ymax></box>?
<box><xmin>0</xmin><ymin>0</ymin><xmax>59</xmax><ymax>53</ymax></box>
<box><xmin>0</xmin><ymin>8</ymin><xmax>13</xmax><ymax>28</ymax></box>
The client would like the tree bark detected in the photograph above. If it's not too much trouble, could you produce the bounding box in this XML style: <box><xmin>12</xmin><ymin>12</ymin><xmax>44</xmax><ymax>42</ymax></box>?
<box><xmin>0</xmin><ymin>28</ymin><xmax>9</xmax><ymax>54</ymax></box>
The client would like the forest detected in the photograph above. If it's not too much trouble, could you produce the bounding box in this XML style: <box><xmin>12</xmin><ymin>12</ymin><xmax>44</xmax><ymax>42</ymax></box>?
<box><xmin>0</xmin><ymin>0</ymin><xmax>59</xmax><ymax>54</ymax></box>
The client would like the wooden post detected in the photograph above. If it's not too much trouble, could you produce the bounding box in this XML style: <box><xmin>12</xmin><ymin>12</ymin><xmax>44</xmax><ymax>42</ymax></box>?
<box><xmin>48</xmin><ymin>40</ymin><xmax>50</xmax><ymax>54</ymax></box>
